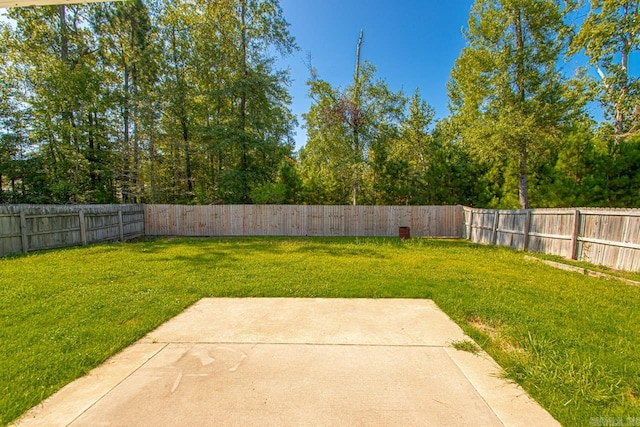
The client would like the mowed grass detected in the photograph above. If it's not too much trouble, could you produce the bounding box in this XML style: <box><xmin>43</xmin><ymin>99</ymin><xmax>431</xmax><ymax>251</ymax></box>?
<box><xmin>1</xmin><ymin>237</ymin><xmax>639</xmax><ymax>426</ymax></box>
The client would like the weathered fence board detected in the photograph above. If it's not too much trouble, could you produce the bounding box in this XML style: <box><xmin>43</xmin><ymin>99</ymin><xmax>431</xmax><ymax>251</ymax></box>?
<box><xmin>579</xmin><ymin>212</ymin><xmax>640</xmax><ymax>271</ymax></box>
<box><xmin>0</xmin><ymin>205</ymin><xmax>144</xmax><ymax>257</ymax></box>
<box><xmin>145</xmin><ymin>205</ymin><xmax>464</xmax><ymax>239</ymax></box>
<box><xmin>5</xmin><ymin>203</ymin><xmax>638</xmax><ymax>273</ymax></box>
<box><xmin>464</xmin><ymin>207</ymin><xmax>640</xmax><ymax>272</ymax></box>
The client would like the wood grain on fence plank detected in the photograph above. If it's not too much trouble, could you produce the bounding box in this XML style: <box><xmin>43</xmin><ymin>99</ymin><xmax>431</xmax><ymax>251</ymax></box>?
<box><xmin>144</xmin><ymin>205</ymin><xmax>464</xmax><ymax>239</ymax></box>
<box><xmin>0</xmin><ymin>205</ymin><xmax>144</xmax><ymax>257</ymax></box>
<box><xmin>464</xmin><ymin>207</ymin><xmax>640</xmax><ymax>272</ymax></box>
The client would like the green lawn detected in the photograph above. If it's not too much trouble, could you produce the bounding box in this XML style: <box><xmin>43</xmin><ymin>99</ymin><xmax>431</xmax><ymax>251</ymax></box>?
<box><xmin>1</xmin><ymin>237</ymin><xmax>639</xmax><ymax>426</ymax></box>
<box><xmin>528</xmin><ymin>252</ymin><xmax>640</xmax><ymax>283</ymax></box>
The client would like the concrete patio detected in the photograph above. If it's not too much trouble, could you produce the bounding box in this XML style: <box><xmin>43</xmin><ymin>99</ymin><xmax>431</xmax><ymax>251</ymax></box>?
<box><xmin>13</xmin><ymin>298</ymin><xmax>560</xmax><ymax>426</ymax></box>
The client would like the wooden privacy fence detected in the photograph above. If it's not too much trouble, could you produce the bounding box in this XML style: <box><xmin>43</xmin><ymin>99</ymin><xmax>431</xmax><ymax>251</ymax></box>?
<box><xmin>0</xmin><ymin>205</ymin><xmax>145</xmax><ymax>257</ymax></box>
<box><xmin>463</xmin><ymin>207</ymin><xmax>640</xmax><ymax>272</ymax></box>
<box><xmin>144</xmin><ymin>205</ymin><xmax>464</xmax><ymax>238</ymax></box>
<box><xmin>3</xmin><ymin>203</ymin><xmax>639</xmax><ymax>273</ymax></box>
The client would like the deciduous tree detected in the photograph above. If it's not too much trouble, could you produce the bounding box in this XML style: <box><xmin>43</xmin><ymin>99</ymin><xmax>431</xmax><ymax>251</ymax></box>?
<box><xmin>570</xmin><ymin>0</ymin><xmax>640</xmax><ymax>143</ymax></box>
<box><xmin>449</xmin><ymin>0</ymin><xmax>575</xmax><ymax>209</ymax></box>
<box><xmin>301</xmin><ymin>56</ymin><xmax>405</xmax><ymax>205</ymax></box>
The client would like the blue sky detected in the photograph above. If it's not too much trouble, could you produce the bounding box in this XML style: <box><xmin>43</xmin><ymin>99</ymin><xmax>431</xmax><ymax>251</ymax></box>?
<box><xmin>278</xmin><ymin>0</ymin><xmax>475</xmax><ymax>150</ymax></box>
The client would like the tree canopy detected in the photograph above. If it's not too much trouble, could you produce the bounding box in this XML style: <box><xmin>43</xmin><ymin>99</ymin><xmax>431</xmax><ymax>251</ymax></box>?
<box><xmin>1</xmin><ymin>0</ymin><xmax>639</xmax><ymax>207</ymax></box>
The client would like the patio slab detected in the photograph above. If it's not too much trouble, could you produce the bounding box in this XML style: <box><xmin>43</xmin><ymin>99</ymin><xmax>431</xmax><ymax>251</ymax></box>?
<box><xmin>13</xmin><ymin>298</ymin><xmax>560</xmax><ymax>427</ymax></box>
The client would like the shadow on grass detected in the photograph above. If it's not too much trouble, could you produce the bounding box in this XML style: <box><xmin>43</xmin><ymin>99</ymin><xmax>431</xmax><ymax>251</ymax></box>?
<box><xmin>292</xmin><ymin>242</ymin><xmax>388</xmax><ymax>259</ymax></box>
<box><xmin>135</xmin><ymin>236</ymin><xmax>395</xmax><ymax>261</ymax></box>
<box><xmin>134</xmin><ymin>236</ymin><xmax>500</xmax><ymax>267</ymax></box>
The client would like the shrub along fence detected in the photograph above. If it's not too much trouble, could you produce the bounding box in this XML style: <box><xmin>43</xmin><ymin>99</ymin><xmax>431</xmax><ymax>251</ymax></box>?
<box><xmin>463</xmin><ymin>207</ymin><xmax>640</xmax><ymax>272</ymax></box>
<box><xmin>144</xmin><ymin>204</ymin><xmax>464</xmax><ymax>238</ymax></box>
<box><xmin>0</xmin><ymin>204</ymin><xmax>145</xmax><ymax>256</ymax></box>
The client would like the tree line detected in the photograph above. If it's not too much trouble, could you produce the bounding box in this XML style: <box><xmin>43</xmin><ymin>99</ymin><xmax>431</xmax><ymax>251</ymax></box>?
<box><xmin>1</xmin><ymin>0</ymin><xmax>296</xmax><ymax>205</ymax></box>
<box><xmin>1</xmin><ymin>0</ymin><xmax>639</xmax><ymax>208</ymax></box>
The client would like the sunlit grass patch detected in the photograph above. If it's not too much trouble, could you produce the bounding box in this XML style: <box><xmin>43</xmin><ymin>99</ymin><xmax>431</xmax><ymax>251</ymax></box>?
<box><xmin>1</xmin><ymin>237</ymin><xmax>639</xmax><ymax>426</ymax></box>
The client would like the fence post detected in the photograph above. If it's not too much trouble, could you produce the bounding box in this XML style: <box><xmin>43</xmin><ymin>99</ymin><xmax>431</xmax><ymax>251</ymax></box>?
<box><xmin>19</xmin><ymin>209</ymin><xmax>28</xmax><ymax>254</ymax></box>
<box><xmin>570</xmin><ymin>209</ymin><xmax>581</xmax><ymax>260</ymax></box>
<box><xmin>454</xmin><ymin>205</ymin><xmax>461</xmax><ymax>238</ymax></box>
<box><xmin>523</xmin><ymin>210</ymin><xmax>532</xmax><ymax>252</ymax></box>
<box><xmin>118</xmin><ymin>210</ymin><xmax>124</xmax><ymax>242</ymax></box>
<box><xmin>492</xmin><ymin>210</ymin><xmax>500</xmax><ymax>245</ymax></box>
<box><xmin>467</xmin><ymin>209</ymin><xmax>474</xmax><ymax>241</ymax></box>
<box><xmin>78</xmin><ymin>210</ymin><xmax>87</xmax><ymax>246</ymax></box>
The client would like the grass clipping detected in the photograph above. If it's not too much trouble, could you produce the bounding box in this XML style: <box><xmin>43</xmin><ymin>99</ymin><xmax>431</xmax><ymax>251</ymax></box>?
<box><xmin>451</xmin><ymin>339</ymin><xmax>482</xmax><ymax>355</ymax></box>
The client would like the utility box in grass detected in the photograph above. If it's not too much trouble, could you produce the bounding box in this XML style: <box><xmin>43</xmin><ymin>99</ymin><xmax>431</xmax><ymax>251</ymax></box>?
<box><xmin>399</xmin><ymin>227</ymin><xmax>410</xmax><ymax>240</ymax></box>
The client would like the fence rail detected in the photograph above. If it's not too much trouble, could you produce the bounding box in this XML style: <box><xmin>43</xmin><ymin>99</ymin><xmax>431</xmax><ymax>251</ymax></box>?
<box><xmin>463</xmin><ymin>207</ymin><xmax>640</xmax><ymax>272</ymax></box>
<box><xmin>0</xmin><ymin>205</ymin><xmax>145</xmax><ymax>257</ymax></box>
<box><xmin>144</xmin><ymin>205</ymin><xmax>464</xmax><ymax>238</ymax></box>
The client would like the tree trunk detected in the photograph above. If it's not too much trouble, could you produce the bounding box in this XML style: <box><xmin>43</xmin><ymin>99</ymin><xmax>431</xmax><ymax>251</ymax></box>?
<box><xmin>59</xmin><ymin>6</ymin><xmax>68</xmax><ymax>63</ymax></box>
<box><xmin>88</xmin><ymin>112</ymin><xmax>98</xmax><ymax>187</ymax></box>
<box><xmin>240</xmin><ymin>0</ymin><xmax>249</xmax><ymax>203</ymax></box>
<box><xmin>352</xmin><ymin>29</ymin><xmax>363</xmax><ymax>206</ymax></box>
<box><xmin>132</xmin><ymin>71</ymin><xmax>140</xmax><ymax>203</ymax></box>
<box><xmin>181</xmin><ymin>114</ymin><xmax>193</xmax><ymax>196</ymax></box>
<box><xmin>123</xmin><ymin>63</ymin><xmax>131</xmax><ymax>202</ymax></box>
<box><xmin>132</xmin><ymin>124</ymin><xmax>139</xmax><ymax>203</ymax></box>
<box><xmin>59</xmin><ymin>5</ymin><xmax>78</xmax><ymax>202</ymax></box>
<box><xmin>47</xmin><ymin>117</ymin><xmax>59</xmax><ymax>175</ymax></box>
<box><xmin>514</xmin><ymin>8</ymin><xmax>529</xmax><ymax>209</ymax></box>
<box><xmin>149</xmin><ymin>130</ymin><xmax>156</xmax><ymax>204</ymax></box>
<box><xmin>615</xmin><ymin>10</ymin><xmax>631</xmax><ymax>144</ymax></box>
<box><xmin>519</xmin><ymin>145</ymin><xmax>529</xmax><ymax>209</ymax></box>
<box><xmin>170</xmin><ymin>26</ymin><xmax>193</xmax><ymax>199</ymax></box>
<box><xmin>130</xmin><ymin>13</ymin><xmax>140</xmax><ymax>202</ymax></box>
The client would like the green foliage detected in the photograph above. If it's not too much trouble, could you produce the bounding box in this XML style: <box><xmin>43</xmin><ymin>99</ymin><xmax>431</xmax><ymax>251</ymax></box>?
<box><xmin>0</xmin><ymin>0</ymin><xmax>296</xmax><ymax>205</ymax></box>
<box><xmin>2</xmin><ymin>0</ymin><xmax>640</xmax><ymax>208</ymax></box>
<box><xmin>149</xmin><ymin>0</ymin><xmax>297</xmax><ymax>204</ymax></box>
<box><xmin>1</xmin><ymin>238</ymin><xmax>639</xmax><ymax>426</ymax></box>
<box><xmin>296</xmin><ymin>0</ymin><xmax>640</xmax><ymax>208</ymax></box>
<box><xmin>300</xmin><ymin>76</ymin><xmax>483</xmax><ymax>206</ymax></box>
<box><xmin>449</xmin><ymin>0</ymin><xmax>581</xmax><ymax>209</ymax></box>
<box><xmin>570</xmin><ymin>0</ymin><xmax>640</xmax><ymax>139</ymax></box>
<box><xmin>300</xmin><ymin>61</ymin><xmax>405</xmax><ymax>205</ymax></box>
<box><xmin>3</xmin><ymin>5</ymin><xmax>114</xmax><ymax>203</ymax></box>
<box><xmin>250</xmin><ymin>182</ymin><xmax>287</xmax><ymax>204</ymax></box>
<box><xmin>249</xmin><ymin>159</ymin><xmax>306</xmax><ymax>205</ymax></box>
